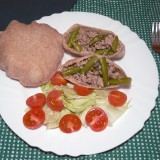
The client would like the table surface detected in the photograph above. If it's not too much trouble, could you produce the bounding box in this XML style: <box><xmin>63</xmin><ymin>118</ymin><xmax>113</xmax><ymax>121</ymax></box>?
<box><xmin>0</xmin><ymin>0</ymin><xmax>160</xmax><ymax>159</ymax></box>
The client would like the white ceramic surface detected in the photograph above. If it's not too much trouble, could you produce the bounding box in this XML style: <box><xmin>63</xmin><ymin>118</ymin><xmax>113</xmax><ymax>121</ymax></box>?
<box><xmin>0</xmin><ymin>12</ymin><xmax>158</xmax><ymax>156</ymax></box>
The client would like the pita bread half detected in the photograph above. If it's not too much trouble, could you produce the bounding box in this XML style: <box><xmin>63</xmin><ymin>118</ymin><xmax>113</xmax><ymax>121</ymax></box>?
<box><xmin>63</xmin><ymin>24</ymin><xmax>125</xmax><ymax>60</ymax></box>
<box><xmin>60</xmin><ymin>55</ymin><xmax>131</xmax><ymax>89</ymax></box>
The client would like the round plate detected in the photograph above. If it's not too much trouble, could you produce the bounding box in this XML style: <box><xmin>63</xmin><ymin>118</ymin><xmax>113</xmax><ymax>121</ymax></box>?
<box><xmin>0</xmin><ymin>12</ymin><xmax>158</xmax><ymax>156</ymax></box>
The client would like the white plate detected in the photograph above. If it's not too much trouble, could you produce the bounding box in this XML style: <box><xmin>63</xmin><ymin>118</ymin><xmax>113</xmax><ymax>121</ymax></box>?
<box><xmin>0</xmin><ymin>12</ymin><xmax>159</xmax><ymax>156</ymax></box>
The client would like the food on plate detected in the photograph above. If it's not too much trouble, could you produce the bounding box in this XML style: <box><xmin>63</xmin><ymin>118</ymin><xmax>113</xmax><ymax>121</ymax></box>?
<box><xmin>26</xmin><ymin>93</ymin><xmax>46</xmax><ymax>109</ymax></box>
<box><xmin>60</xmin><ymin>55</ymin><xmax>132</xmax><ymax>89</ymax></box>
<box><xmin>51</xmin><ymin>71</ymin><xmax>68</xmax><ymax>86</ymax></box>
<box><xmin>46</xmin><ymin>90</ymin><xmax>64</xmax><ymax>111</ymax></box>
<box><xmin>59</xmin><ymin>114</ymin><xmax>82</xmax><ymax>133</ymax></box>
<box><xmin>0</xmin><ymin>20</ymin><xmax>64</xmax><ymax>87</ymax></box>
<box><xmin>108</xmin><ymin>90</ymin><xmax>127</xmax><ymax>107</ymax></box>
<box><xmin>63</xmin><ymin>24</ymin><xmax>125</xmax><ymax>59</ymax></box>
<box><xmin>16</xmin><ymin>21</ymin><xmax>131</xmax><ymax>133</ymax></box>
<box><xmin>85</xmin><ymin>107</ymin><xmax>108</xmax><ymax>132</ymax></box>
<box><xmin>23</xmin><ymin>82</ymin><xmax>130</xmax><ymax>133</ymax></box>
<box><xmin>23</xmin><ymin>108</ymin><xmax>45</xmax><ymax>129</ymax></box>
<box><xmin>74</xmin><ymin>84</ymin><xmax>93</xmax><ymax>96</ymax></box>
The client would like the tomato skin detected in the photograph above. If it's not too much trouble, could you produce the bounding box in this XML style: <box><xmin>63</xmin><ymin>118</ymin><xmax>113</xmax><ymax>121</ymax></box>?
<box><xmin>23</xmin><ymin>109</ymin><xmax>45</xmax><ymax>130</ymax></box>
<box><xmin>74</xmin><ymin>84</ymin><xmax>93</xmax><ymax>96</ymax></box>
<box><xmin>85</xmin><ymin>107</ymin><xmax>108</xmax><ymax>132</ymax></box>
<box><xmin>108</xmin><ymin>90</ymin><xmax>127</xmax><ymax>107</ymax></box>
<box><xmin>26</xmin><ymin>93</ymin><xmax>46</xmax><ymax>109</ymax></box>
<box><xmin>51</xmin><ymin>71</ymin><xmax>67</xmax><ymax>86</ymax></box>
<box><xmin>59</xmin><ymin>114</ymin><xmax>82</xmax><ymax>133</ymax></box>
<box><xmin>46</xmin><ymin>90</ymin><xmax>64</xmax><ymax>111</ymax></box>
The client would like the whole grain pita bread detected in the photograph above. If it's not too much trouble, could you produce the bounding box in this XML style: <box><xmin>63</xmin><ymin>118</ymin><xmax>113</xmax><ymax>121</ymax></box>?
<box><xmin>63</xmin><ymin>24</ymin><xmax>125</xmax><ymax>60</ymax></box>
<box><xmin>60</xmin><ymin>55</ymin><xmax>131</xmax><ymax>89</ymax></box>
<box><xmin>0</xmin><ymin>20</ymin><xmax>64</xmax><ymax>87</ymax></box>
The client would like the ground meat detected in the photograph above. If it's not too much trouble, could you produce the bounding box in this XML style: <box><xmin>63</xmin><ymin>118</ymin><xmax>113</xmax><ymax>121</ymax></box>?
<box><xmin>61</xmin><ymin>55</ymin><xmax>125</xmax><ymax>89</ymax></box>
<box><xmin>77</xmin><ymin>34</ymin><xmax>90</xmax><ymax>45</ymax></box>
<box><xmin>65</xmin><ymin>61</ymin><xmax>121</xmax><ymax>88</ymax></box>
<box><xmin>87</xmin><ymin>31</ymin><xmax>97</xmax><ymax>38</ymax></box>
<box><xmin>63</xmin><ymin>24</ymin><xmax>125</xmax><ymax>60</ymax></box>
<box><xmin>77</xmin><ymin>30</ymin><xmax>115</xmax><ymax>53</ymax></box>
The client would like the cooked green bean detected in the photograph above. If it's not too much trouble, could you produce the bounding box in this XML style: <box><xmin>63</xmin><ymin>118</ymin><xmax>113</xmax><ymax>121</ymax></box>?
<box><xmin>95</xmin><ymin>48</ymin><xmax>114</xmax><ymax>55</ymax></box>
<box><xmin>95</xmin><ymin>49</ymin><xmax>108</xmax><ymax>55</ymax></box>
<box><xmin>100</xmin><ymin>57</ymin><xmax>108</xmax><ymax>87</ymax></box>
<box><xmin>71</xmin><ymin>41</ymin><xmax>83</xmax><ymax>52</ymax></box>
<box><xmin>62</xmin><ymin>67</ymin><xmax>81</xmax><ymax>76</ymax></box>
<box><xmin>81</xmin><ymin>56</ymin><xmax>99</xmax><ymax>74</ymax></box>
<box><xmin>89</xmin><ymin>35</ymin><xmax>106</xmax><ymax>47</ymax></box>
<box><xmin>111</xmin><ymin>36</ymin><xmax>118</xmax><ymax>52</ymax></box>
<box><xmin>109</xmin><ymin>77</ymin><xmax>132</xmax><ymax>85</ymax></box>
<box><xmin>106</xmin><ymin>49</ymin><xmax>114</xmax><ymax>55</ymax></box>
<box><xmin>67</xmin><ymin>27</ymin><xmax>80</xmax><ymax>48</ymax></box>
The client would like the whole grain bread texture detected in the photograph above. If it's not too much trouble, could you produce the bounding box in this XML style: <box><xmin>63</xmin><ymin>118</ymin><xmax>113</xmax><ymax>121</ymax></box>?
<box><xmin>0</xmin><ymin>20</ymin><xmax>64</xmax><ymax>87</ymax></box>
<box><xmin>60</xmin><ymin>55</ymin><xmax>130</xmax><ymax>89</ymax></box>
<box><xmin>63</xmin><ymin>24</ymin><xmax>125</xmax><ymax>60</ymax></box>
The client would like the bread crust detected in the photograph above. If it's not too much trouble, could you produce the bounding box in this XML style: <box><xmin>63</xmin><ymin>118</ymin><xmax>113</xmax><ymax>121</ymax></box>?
<box><xmin>60</xmin><ymin>55</ymin><xmax>127</xmax><ymax>89</ymax></box>
<box><xmin>0</xmin><ymin>20</ymin><xmax>64</xmax><ymax>87</ymax></box>
<box><xmin>63</xmin><ymin>24</ymin><xmax>125</xmax><ymax>60</ymax></box>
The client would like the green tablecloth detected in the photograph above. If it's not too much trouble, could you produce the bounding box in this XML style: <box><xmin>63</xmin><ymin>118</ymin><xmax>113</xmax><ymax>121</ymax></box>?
<box><xmin>0</xmin><ymin>0</ymin><xmax>160</xmax><ymax>159</ymax></box>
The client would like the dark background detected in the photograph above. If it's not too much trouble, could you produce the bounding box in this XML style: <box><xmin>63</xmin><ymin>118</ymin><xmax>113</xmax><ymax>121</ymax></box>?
<box><xmin>0</xmin><ymin>0</ymin><xmax>77</xmax><ymax>30</ymax></box>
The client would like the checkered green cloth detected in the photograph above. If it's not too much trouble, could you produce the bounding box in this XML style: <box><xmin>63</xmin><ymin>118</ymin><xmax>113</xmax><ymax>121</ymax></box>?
<box><xmin>0</xmin><ymin>0</ymin><xmax>160</xmax><ymax>159</ymax></box>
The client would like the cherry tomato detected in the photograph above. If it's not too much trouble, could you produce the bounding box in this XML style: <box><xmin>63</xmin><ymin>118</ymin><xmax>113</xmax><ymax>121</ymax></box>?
<box><xmin>51</xmin><ymin>71</ymin><xmax>67</xmax><ymax>86</ymax></box>
<box><xmin>74</xmin><ymin>84</ymin><xmax>93</xmax><ymax>96</ymax></box>
<box><xmin>46</xmin><ymin>90</ymin><xmax>64</xmax><ymax>111</ymax></box>
<box><xmin>85</xmin><ymin>107</ymin><xmax>108</xmax><ymax>132</ymax></box>
<box><xmin>108</xmin><ymin>90</ymin><xmax>127</xmax><ymax>107</ymax></box>
<box><xmin>23</xmin><ymin>108</ymin><xmax>45</xmax><ymax>129</ymax></box>
<box><xmin>26</xmin><ymin>93</ymin><xmax>46</xmax><ymax>109</ymax></box>
<box><xmin>59</xmin><ymin>114</ymin><xmax>82</xmax><ymax>133</ymax></box>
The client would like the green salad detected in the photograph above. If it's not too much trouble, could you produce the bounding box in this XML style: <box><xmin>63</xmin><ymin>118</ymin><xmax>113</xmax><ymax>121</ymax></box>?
<box><xmin>41</xmin><ymin>82</ymin><xmax>130</xmax><ymax>129</ymax></box>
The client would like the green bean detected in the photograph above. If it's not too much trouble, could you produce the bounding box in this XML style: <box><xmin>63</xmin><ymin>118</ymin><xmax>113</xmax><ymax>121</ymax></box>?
<box><xmin>67</xmin><ymin>27</ymin><xmax>80</xmax><ymax>48</ymax></box>
<box><xmin>95</xmin><ymin>36</ymin><xmax>118</xmax><ymax>55</ymax></box>
<box><xmin>100</xmin><ymin>57</ymin><xmax>108</xmax><ymax>87</ymax></box>
<box><xmin>111</xmin><ymin>36</ymin><xmax>118</xmax><ymax>52</ymax></box>
<box><xmin>62</xmin><ymin>67</ymin><xmax>81</xmax><ymax>76</ymax></box>
<box><xmin>89</xmin><ymin>35</ymin><xmax>106</xmax><ymax>47</ymax></box>
<box><xmin>106</xmin><ymin>49</ymin><xmax>114</xmax><ymax>55</ymax></box>
<box><xmin>81</xmin><ymin>56</ymin><xmax>99</xmax><ymax>74</ymax></box>
<box><xmin>109</xmin><ymin>77</ymin><xmax>132</xmax><ymax>85</ymax></box>
<box><xmin>71</xmin><ymin>41</ymin><xmax>83</xmax><ymax>52</ymax></box>
<box><xmin>95</xmin><ymin>49</ymin><xmax>108</xmax><ymax>55</ymax></box>
<box><xmin>95</xmin><ymin>48</ymin><xmax>114</xmax><ymax>55</ymax></box>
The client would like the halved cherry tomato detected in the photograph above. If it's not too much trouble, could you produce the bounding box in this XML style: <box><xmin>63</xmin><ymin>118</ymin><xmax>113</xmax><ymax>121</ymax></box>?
<box><xmin>59</xmin><ymin>114</ymin><xmax>82</xmax><ymax>133</ymax></box>
<box><xmin>74</xmin><ymin>84</ymin><xmax>93</xmax><ymax>96</ymax></box>
<box><xmin>46</xmin><ymin>90</ymin><xmax>64</xmax><ymax>111</ymax></box>
<box><xmin>51</xmin><ymin>71</ymin><xmax>67</xmax><ymax>86</ymax></box>
<box><xmin>108</xmin><ymin>90</ymin><xmax>127</xmax><ymax>107</ymax></box>
<box><xmin>26</xmin><ymin>93</ymin><xmax>46</xmax><ymax>109</ymax></box>
<box><xmin>85</xmin><ymin>107</ymin><xmax>108</xmax><ymax>132</ymax></box>
<box><xmin>23</xmin><ymin>108</ymin><xmax>45</xmax><ymax>129</ymax></box>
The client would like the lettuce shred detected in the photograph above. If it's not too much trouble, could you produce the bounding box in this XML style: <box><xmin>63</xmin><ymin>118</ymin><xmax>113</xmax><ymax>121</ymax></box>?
<box><xmin>41</xmin><ymin>82</ymin><xmax>130</xmax><ymax>129</ymax></box>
